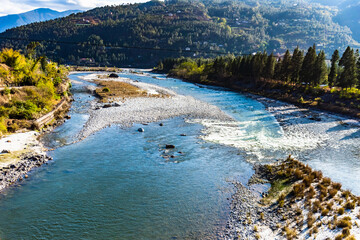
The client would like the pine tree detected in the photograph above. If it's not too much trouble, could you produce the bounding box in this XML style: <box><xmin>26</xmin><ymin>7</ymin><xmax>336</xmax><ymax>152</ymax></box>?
<box><xmin>300</xmin><ymin>45</ymin><xmax>317</xmax><ymax>85</ymax></box>
<box><xmin>290</xmin><ymin>47</ymin><xmax>304</xmax><ymax>84</ymax></box>
<box><xmin>313</xmin><ymin>50</ymin><xmax>327</xmax><ymax>86</ymax></box>
<box><xmin>338</xmin><ymin>46</ymin><xmax>358</xmax><ymax>88</ymax></box>
<box><xmin>280</xmin><ymin>50</ymin><xmax>291</xmax><ymax>82</ymax></box>
<box><xmin>328</xmin><ymin>49</ymin><xmax>339</xmax><ymax>87</ymax></box>
<box><xmin>263</xmin><ymin>53</ymin><xmax>276</xmax><ymax>80</ymax></box>
<box><xmin>274</xmin><ymin>58</ymin><xmax>282</xmax><ymax>80</ymax></box>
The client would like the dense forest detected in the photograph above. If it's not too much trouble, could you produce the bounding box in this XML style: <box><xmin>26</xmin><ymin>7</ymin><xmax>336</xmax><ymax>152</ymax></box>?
<box><xmin>0</xmin><ymin>45</ymin><xmax>69</xmax><ymax>134</ymax></box>
<box><xmin>158</xmin><ymin>45</ymin><xmax>360</xmax><ymax>117</ymax></box>
<box><xmin>0</xmin><ymin>0</ymin><xmax>358</xmax><ymax>67</ymax></box>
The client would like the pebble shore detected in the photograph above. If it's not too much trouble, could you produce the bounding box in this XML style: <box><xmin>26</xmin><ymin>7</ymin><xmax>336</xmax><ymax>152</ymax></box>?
<box><xmin>0</xmin><ymin>153</ymin><xmax>52</xmax><ymax>192</ymax></box>
<box><xmin>77</xmin><ymin>75</ymin><xmax>234</xmax><ymax>139</ymax></box>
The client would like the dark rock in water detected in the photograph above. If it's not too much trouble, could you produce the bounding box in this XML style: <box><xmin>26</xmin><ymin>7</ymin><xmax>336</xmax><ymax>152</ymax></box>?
<box><xmin>1</xmin><ymin>150</ymin><xmax>10</xmax><ymax>153</ymax></box>
<box><xmin>180</xmin><ymin>133</ymin><xmax>187</xmax><ymax>136</ymax></box>
<box><xmin>165</xmin><ymin>144</ymin><xmax>175</xmax><ymax>149</ymax></box>
<box><xmin>159</xmin><ymin>123</ymin><xmax>163</xmax><ymax>126</ymax></box>
<box><xmin>9</xmin><ymin>164</ymin><xmax>16</xmax><ymax>169</ymax></box>
<box><xmin>138</xmin><ymin>128</ymin><xmax>144</xmax><ymax>132</ymax></box>
<box><xmin>103</xmin><ymin>104</ymin><xmax>112</xmax><ymax>108</ymax></box>
<box><xmin>64</xmin><ymin>115</ymin><xmax>71</xmax><ymax>119</ymax></box>
<box><xmin>309</xmin><ymin>116</ymin><xmax>321</xmax><ymax>121</ymax></box>
<box><xmin>108</xmin><ymin>73</ymin><xmax>119</xmax><ymax>78</ymax></box>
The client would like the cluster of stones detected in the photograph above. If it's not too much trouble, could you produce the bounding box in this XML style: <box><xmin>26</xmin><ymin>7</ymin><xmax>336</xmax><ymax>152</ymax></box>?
<box><xmin>0</xmin><ymin>153</ymin><xmax>53</xmax><ymax>191</ymax></box>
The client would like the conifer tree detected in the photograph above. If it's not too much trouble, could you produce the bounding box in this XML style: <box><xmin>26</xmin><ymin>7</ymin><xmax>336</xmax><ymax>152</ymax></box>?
<box><xmin>300</xmin><ymin>45</ymin><xmax>317</xmax><ymax>85</ymax></box>
<box><xmin>314</xmin><ymin>50</ymin><xmax>327</xmax><ymax>86</ymax></box>
<box><xmin>338</xmin><ymin>46</ymin><xmax>358</xmax><ymax>88</ymax></box>
<box><xmin>263</xmin><ymin>53</ymin><xmax>276</xmax><ymax>80</ymax></box>
<box><xmin>280</xmin><ymin>50</ymin><xmax>291</xmax><ymax>82</ymax></box>
<box><xmin>290</xmin><ymin>47</ymin><xmax>304</xmax><ymax>84</ymax></box>
<box><xmin>274</xmin><ymin>58</ymin><xmax>282</xmax><ymax>80</ymax></box>
<box><xmin>328</xmin><ymin>49</ymin><xmax>339</xmax><ymax>87</ymax></box>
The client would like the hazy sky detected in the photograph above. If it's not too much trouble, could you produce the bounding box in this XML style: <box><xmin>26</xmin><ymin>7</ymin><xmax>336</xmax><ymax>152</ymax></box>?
<box><xmin>0</xmin><ymin>0</ymin><xmax>150</xmax><ymax>16</ymax></box>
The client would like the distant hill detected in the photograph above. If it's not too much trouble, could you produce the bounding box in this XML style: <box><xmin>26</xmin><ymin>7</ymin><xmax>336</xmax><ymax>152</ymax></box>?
<box><xmin>308</xmin><ymin>0</ymin><xmax>360</xmax><ymax>8</ymax></box>
<box><xmin>334</xmin><ymin>3</ymin><xmax>360</xmax><ymax>42</ymax></box>
<box><xmin>0</xmin><ymin>8</ymin><xmax>81</xmax><ymax>33</ymax></box>
<box><xmin>0</xmin><ymin>0</ymin><xmax>358</xmax><ymax>67</ymax></box>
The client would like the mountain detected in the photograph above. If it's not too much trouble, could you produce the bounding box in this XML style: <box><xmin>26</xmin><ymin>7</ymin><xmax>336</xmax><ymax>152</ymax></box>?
<box><xmin>0</xmin><ymin>8</ymin><xmax>81</xmax><ymax>33</ymax></box>
<box><xmin>334</xmin><ymin>3</ymin><xmax>360</xmax><ymax>42</ymax></box>
<box><xmin>308</xmin><ymin>0</ymin><xmax>360</xmax><ymax>8</ymax></box>
<box><xmin>0</xmin><ymin>0</ymin><xmax>358</xmax><ymax>67</ymax></box>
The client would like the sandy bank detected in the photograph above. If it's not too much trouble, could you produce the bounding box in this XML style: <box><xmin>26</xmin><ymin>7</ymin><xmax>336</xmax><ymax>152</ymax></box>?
<box><xmin>0</xmin><ymin>131</ymin><xmax>52</xmax><ymax>192</ymax></box>
<box><xmin>0</xmin><ymin>131</ymin><xmax>43</xmax><ymax>168</ymax></box>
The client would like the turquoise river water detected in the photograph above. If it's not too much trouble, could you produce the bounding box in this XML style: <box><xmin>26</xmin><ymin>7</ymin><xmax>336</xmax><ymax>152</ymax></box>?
<box><xmin>0</xmin><ymin>71</ymin><xmax>359</xmax><ymax>239</ymax></box>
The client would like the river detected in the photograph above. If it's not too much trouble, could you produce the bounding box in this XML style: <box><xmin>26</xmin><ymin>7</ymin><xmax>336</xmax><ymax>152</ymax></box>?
<box><xmin>0</xmin><ymin>70</ymin><xmax>359</xmax><ymax>239</ymax></box>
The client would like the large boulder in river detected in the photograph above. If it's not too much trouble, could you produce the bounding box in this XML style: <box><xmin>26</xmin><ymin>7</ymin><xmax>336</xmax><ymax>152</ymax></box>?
<box><xmin>165</xmin><ymin>144</ymin><xmax>175</xmax><ymax>149</ymax></box>
<box><xmin>109</xmin><ymin>73</ymin><xmax>119</xmax><ymax>78</ymax></box>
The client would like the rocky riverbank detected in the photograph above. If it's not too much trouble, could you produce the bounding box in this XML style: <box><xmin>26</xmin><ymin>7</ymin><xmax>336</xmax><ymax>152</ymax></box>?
<box><xmin>225</xmin><ymin>157</ymin><xmax>360</xmax><ymax>240</ymax></box>
<box><xmin>0</xmin><ymin>153</ymin><xmax>52</xmax><ymax>192</ymax></box>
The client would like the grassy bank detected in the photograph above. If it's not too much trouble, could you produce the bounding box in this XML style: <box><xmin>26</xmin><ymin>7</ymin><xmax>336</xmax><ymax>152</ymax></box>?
<box><xmin>0</xmin><ymin>48</ymin><xmax>70</xmax><ymax>135</ymax></box>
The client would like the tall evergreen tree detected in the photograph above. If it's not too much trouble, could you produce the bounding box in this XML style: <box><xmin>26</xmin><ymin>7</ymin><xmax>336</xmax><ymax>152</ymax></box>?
<box><xmin>313</xmin><ymin>50</ymin><xmax>327</xmax><ymax>86</ymax></box>
<box><xmin>290</xmin><ymin>47</ymin><xmax>304</xmax><ymax>84</ymax></box>
<box><xmin>263</xmin><ymin>53</ymin><xmax>276</xmax><ymax>80</ymax></box>
<box><xmin>280</xmin><ymin>50</ymin><xmax>292</xmax><ymax>82</ymax></box>
<box><xmin>328</xmin><ymin>49</ymin><xmax>340</xmax><ymax>87</ymax></box>
<box><xmin>338</xmin><ymin>46</ymin><xmax>358</xmax><ymax>88</ymax></box>
<box><xmin>274</xmin><ymin>58</ymin><xmax>282</xmax><ymax>80</ymax></box>
<box><xmin>300</xmin><ymin>45</ymin><xmax>317</xmax><ymax>85</ymax></box>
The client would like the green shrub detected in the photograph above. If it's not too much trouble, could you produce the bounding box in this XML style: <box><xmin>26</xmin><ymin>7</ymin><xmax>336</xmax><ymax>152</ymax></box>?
<box><xmin>3</xmin><ymin>87</ymin><xmax>11</xmax><ymax>95</ymax></box>
<box><xmin>8</xmin><ymin>100</ymin><xmax>40</xmax><ymax>120</ymax></box>
<box><xmin>0</xmin><ymin>117</ymin><xmax>7</xmax><ymax>134</ymax></box>
<box><xmin>102</xmin><ymin>87</ymin><xmax>110</xmax><ymax>92</ymax></box>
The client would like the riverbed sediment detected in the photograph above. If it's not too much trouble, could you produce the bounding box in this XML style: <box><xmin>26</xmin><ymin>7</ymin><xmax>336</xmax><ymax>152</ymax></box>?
<box><xmin>77</xmin><ymin>73</ymin><xmax>235</xmax><ymax>140</ymax></box>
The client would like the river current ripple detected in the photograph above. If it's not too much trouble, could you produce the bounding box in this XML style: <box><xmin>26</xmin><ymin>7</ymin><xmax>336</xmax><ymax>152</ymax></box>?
<box><xmin>0</xmin><ymin>70</ymin><xmax>359</xmax><ymax>239</ymax></box>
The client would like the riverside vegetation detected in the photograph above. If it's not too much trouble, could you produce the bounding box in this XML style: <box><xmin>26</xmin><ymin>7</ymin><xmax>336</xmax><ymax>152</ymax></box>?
<box><xmin>158</xmin><ymin>45</ymin><xmax>360</xmax><ymax>118</ymax></box>
<box><xmin>0</xmin><ymin>46</ymin><xmax>70</xmax><ymax>135</ymax></box>
<box><xmin>226</xmin><ymin>156</ymin><xmax>360</xmax><ymax>239</ymax></box>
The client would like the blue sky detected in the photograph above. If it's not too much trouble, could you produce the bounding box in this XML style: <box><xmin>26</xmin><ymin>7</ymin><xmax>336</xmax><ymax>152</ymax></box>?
<box><xmin>0</xmin><ymin>0</ymin><xmax>149</xmax><ymax>16</ymax></box>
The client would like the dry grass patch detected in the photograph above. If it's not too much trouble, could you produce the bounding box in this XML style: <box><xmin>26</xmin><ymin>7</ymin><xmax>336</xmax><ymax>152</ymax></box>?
<box><xmin>95</xmin><ymin>81</ymin><xmax>168</xmax><ymax>102</ymax></box>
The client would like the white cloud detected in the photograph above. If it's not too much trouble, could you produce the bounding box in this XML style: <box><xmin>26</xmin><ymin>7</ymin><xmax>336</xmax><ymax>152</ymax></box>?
<box><xmin>0</xmin><ymin>0</ymin><xmax>150</xmax><ymax>16</ymax></box>
<box><xmin>0</xmin><ymin>0</ymin><xmax>35</xmax><ymax>16</ymax></box>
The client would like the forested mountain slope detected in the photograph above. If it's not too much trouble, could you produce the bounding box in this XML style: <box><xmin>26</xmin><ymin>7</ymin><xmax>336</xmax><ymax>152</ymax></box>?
<box><xmin>0</xmin><ymin>0</ymin><xmax>358</xmax><ymax>67</ymax></box>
